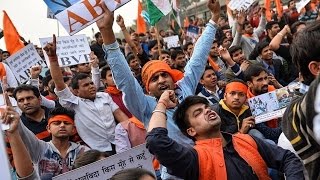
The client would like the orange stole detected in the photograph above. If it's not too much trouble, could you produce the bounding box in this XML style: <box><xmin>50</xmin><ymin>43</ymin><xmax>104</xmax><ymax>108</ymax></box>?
<box><xmin>194</xmin><ymin>133</ymin><xmax>270</xmax><ymax>180</ymax></box>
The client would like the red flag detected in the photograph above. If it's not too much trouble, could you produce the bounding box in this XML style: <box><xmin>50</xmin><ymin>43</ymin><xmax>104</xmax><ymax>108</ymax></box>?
<box><xmin>3</xmin><ymin>11</ymin><xmax>24</xmax><ymax>55</ymax></box>
<box><xmin>137</xmin><ymin>0</ymin><xmax>146</xmax><ymax>34</ymax></box>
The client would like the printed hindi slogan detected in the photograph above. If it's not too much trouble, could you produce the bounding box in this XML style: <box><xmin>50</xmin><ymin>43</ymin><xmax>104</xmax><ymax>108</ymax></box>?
<box><xmin>53</xmin><ymin>143</ymin><xmax>155</xmax><ymax>180</ymax></box>
<box><xmin>5</xmin><ymin>43</ymin><xmax>44</xmax><ymax>83</ymax></box>
<box><xmin>39</xmin><ymin>34</ymin><xmax>91</xmax><ymax>67</ymax></box>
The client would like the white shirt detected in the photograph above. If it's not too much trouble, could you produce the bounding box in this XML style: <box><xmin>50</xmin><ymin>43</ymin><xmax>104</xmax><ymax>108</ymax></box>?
<box><xmin>55</xmin><ymin>87</ymin><xmax>119</xmax><ymax>151</ymax></box>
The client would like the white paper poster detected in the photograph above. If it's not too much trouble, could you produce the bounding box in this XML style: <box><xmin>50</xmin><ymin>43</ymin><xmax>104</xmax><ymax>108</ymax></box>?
<box><xmin>248</xmin><ymin>83</ymin><xmax>300</xmax><ymax>124</ymax></box>
<box><xmin>228</xmin><ymin>0</ymin><xmax>255</xmax><ymax>11</ymax></box>
<box><xmin>39</xmin><ymin>34</ymin><xmax>91</xmax><ymax>67</ymax></box>
<box><xmin>163</xmin><ymin>35</ymin><xmax>180</xmax><ymax>49</ymax></box>
<box><xmin>6</xmin><ymin>44</ymin><xmax>43</xmax><ymax>83</ymax></box>
<box><xmin>296</xmin><ymin>0</ymin><xmax>311</xmax><ymax>13</ymax></box>
<box><xmin>53</xmin><ymin>143</ymin><xmax>155</xmax><ymax>180</ymax></box>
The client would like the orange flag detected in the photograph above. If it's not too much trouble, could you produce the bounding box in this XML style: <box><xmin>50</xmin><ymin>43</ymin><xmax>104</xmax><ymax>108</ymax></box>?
<box><xmin>137</xmin><ymin>0</ymin><xmax>146</xmax><ymax>34</ymax></box>
<box><xmin>3</xmin><ymin>11</ymin><xmax>24</xmax><ymax>55</ymax></box>
<box><xmin>265</xmin><ymin>0</ymin><xmax>272</xmax><ymax>21</ymax></box>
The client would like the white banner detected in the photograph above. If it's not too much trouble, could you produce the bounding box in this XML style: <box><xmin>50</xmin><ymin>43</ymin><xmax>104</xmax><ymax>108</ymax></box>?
<box><xmin>163</xmin><ymin>35</ymin><xmax>180</xmax><ymax>49</ymax></box>
<box><xmin>53</xmin><ymin>0</ymin><xmax>131</xmax><ymax>35</ymax></box>
<box><xmin>6</xmin><ymin>44</ymin><xmax>43</xmax><ymax>83</ymax></box>
<box><xmin>228</xmin><ymin>0</ymin><xmax>255</xmax><ymax>11</ymax></box>
<box><xmin>53</xmin><ymin>143</ymin><xmax>155</xmax><ymax>180</ymax></box>
<box><xmin>39</xmin><ymin>34</ymin><xmax>91</xmax><ymax>67</ymax></box>
<box><xmin>0</xmin><ymin>129</ymin><xmax>11</xmax><ymax>180</ymax></box>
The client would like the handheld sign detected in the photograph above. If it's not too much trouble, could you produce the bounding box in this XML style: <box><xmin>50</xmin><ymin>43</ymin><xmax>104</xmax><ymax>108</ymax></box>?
<box><xmin>248</xmin><ymin>83</ymin><xmax>300</xmax><ymax>124</ymax></box>
<box><xmin>6</xmin><ymin>44</ymin><xmax>43</xmax><ymax>84</ymax></box>
<box><xmin>44</xmin><ymin>0</ymin><xmax>131</xmax><ymax>35</ymax></box>
<box><xmin>296</xmin><ymin>0</ymin><xmax>311</xmax><ymax>13</ymax></box>
<box><xmin>163</xmin><ymin>35</ymin><xmax>180</xmax><ymax>49</ymax></box>
<box><xmin>228</xmin><ymin>0</ymin><xmax>255</xmax><ymax>11</ymax></box>
<box><xmin>186</xmin><ymin>25</ymin><xmax>199</xmax><ymax>42</ymax></box>
<box><xmin>53</xmin><ymin>143</ymin><xmax>155</xmax><ymax>180</ymax></box>
<box><xmin>39</xmin><ymin>35</ymin><xmax>91</xmax><ymax>67</ymax></box>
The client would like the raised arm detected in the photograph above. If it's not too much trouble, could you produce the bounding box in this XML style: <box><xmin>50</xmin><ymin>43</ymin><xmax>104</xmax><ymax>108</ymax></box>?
<box><xmin>269</xmin><ymin>25</ymin><xmax>290</xmax><ymax>51</ymax></box>
<box><xmin>230</xmin><ymin>11</ymin><xmax>246</xmax><ymax>47</ymax></box>
<box><xmin>179</xmin><ymin>0</ymin><xmax>220</xmax><ymax>93</ymax></box>
<box><xmin>43</xmin><ymin>35</ymin><xmax>66</xmax><ymax>91</ymax></box>
<box><xmin>5</xmin><ymin>106</ymin><xmax>35</xmax><ymax>179</ymax></box>
<box><xmin>89</xmin><ymin>51</ymin><xmax>101</xmax><ymax>89</ymax></box>
<box><xmin>254</xmin><ymin>8</ymin><xmax>266</xmax><ymax>37</ymax></box>
<box><xmin>96</xmin><ymin>4</ymin><xmax>151</xmax><ymax>123</ymax></box>
<box><xmin>146</xmin><ymin>90</ymin><xmax>198</xmax><ymax>179</ymax></box>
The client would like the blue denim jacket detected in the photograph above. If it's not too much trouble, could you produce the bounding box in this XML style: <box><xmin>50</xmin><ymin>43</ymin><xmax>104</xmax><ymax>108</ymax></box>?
<box><xmin>103</xmin><ymin>22</ymin><xmax>218</xmax><ymax>148</ymax></box>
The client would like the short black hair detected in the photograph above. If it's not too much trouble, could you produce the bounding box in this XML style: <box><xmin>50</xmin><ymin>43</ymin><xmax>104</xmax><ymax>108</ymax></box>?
<box><xmin>228</xmin><ymin>78</ymin><xmax>247</xmax><ymax>86</ymax></box>
<box><xmin>256</xmin><ymin>41</ymin><xmax>270</xmax><ymax>55</ymax></box>
<box><xmin>126</xmin><ymin>53</ymin><xmax>136</xmax><ymax>64</ymax></box>
<box><xmin>13</xmin><ymin>84</ymin><xmax>40</xmax><ymax>99</ymax></box>
<box><xmin>71</xmin><ymin>73</ymin><xmax>90</xmax><ymax>89</ymax></box>
<box><xmin>243</xmin><ymin>65</ymin><xmax>268</xmax><ymax>82</ymax></box>
<box><xmin>2</xmin><ymin>51</ymin><xmax>10</xmax><ymax>55</ymax></box>
<box><xmin>291</xmin><ymin>21</ymin><xmax>306</xmax><ymax>35</ymax></box>
<box><xmin>228</xmin><ymin>45</ymin><xmax>242</xmax><ymax>57</ymax></box>
<box><xmin>170</xmin><ymin>50</ymin><xmax>185</xmax><ymax>61</ymax></box>
<box><xmin>201</xmin><ymin>66</ymin><xmax>215</xmax><ymax>79</ymax></box>
<box><xmin>290</xmin><ymin>21</ymin><xmax>320</xmax><ymax>85</ymax></box>
<box><xmin>265</xmin><ymin>21</ymin><xmax>279</xmax><ymax>31</ymax></box>
<box><xmin>48</xmin><ymin>107</ymin><xmax>75</xmax><ymax>120</ymax></box>
<box><xmin>43</xmin><ymin>75</ymin><xmax>52</xmax><ymax>87</ymax></box>
<box><xmin>94</xmin><ymin>32</ymin><xmax>101</xmax><ymax>39</ymax></box>
<box><xmin>183</xmin><ymin>42</ymin><xmax>193</xmax><ymax>51</ymax></box>
<box><xmin>73</xmin><ymin>150</ymin><xmax>109</xmax><ymax>169</ymax></box>
<box><xmin>100</xmin><ymin>66</ymin><xmax>111</xmax><ymax>80</ymax></box>
<box><xmin>173</xmin><ymin>96</ymin><xmax>210</xmax><ymax>141</ymax></box>
<box><xmin>111</xmin><ymin>168</ymin><xmax>155</xmax><ymax>180</ymax></box>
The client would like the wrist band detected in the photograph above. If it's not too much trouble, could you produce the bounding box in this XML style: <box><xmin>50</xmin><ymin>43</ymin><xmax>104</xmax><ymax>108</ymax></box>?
<box><xmin>152</xmin><ymin>109</ymin><xmax>167</xmax><ymax>119</ymax></box>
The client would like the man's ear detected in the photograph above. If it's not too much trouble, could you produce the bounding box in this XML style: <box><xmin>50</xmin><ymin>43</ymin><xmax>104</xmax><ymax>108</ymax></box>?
<box><xmin>199</xmin><ymin>79</ymin><xmax>205</xmax><ymax>86</ymax></box>
<box><xmin>247</xmin><ymin>81</ymin><xmax>253</xmax><ymax>89</ymax></box>
<box><xmin>46</xmin><ymin>125</ymin><xmax>51</xmax><ymax>134</ymax></box>
<box><xmin>308</xmin><ymin>61</ymin><xmax>320</xmax><ymax>77</ymax></box>
<box><xmin>186</xmin><ymin>127</ymin><xmax>196</xmax><ymax>138</ymax></box>
<box><xmin>73</xmin><ymin>89</ymin><xmax>79</xmax><ymax>96</ymax></box>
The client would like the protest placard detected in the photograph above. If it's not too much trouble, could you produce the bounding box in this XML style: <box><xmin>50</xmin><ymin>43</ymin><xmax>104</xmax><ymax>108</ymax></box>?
<box><xmin>296</xmin><ymin>0</ymin><xmax>311</xmax><ymax>13</ymax></box>
<box><xmin>45</xmin><ymin>0</ymin><xmax>131</xmax><ymax>35</ymax></box>
<box><xmin>163</xmin><ymin>35</ymin><xmax>180</xmax><ymax>49</ymax></box>
<box><xmin>228</xmin><ymin>0</ymin><xmax>255</xmax><ymax>11</ymax></box>
<box><xmin>248</xmin><ymin>83</ymin><xmax>300</xmax><ymax>124</ymax></box>
<box><xmin>39</xmin><ymin>34</ymin><xmax>91</xmax><ymax>67</ymax></box>
<box><xmin>186</xmin><ymin>25</ymin><xmax>199</xmax><ymax>42</ymax></box>
<box><xmin>6</xmin><ymin>44</ymin><xmax>43</xmax><ymax>84</ymax></box>
<box><xmin>53</xmin><ymin>143</ymin><xmax>155</xmax><ymax>180</ymax></box>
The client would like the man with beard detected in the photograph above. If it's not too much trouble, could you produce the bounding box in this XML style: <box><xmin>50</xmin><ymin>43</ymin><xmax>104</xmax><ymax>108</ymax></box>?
<box><xmin>97</xmin><ymin>0</ymin><xmax>221</xmax><ymax>179</ymax></box>
<box><xmin>44</xmin><ymin>35</ymin><xmax>129</xmax><ymax>155</ymax></box>
<box><xmin>146</xmin><ymin>90</ymin><xmax>304</xmax><ymax>180</ymax></box>
<box><xmin>244</xmin><ymin>65</ymin><xmax>282</xmax><ymax>141</ymax></box>
<box><xmin>171</xmin><ymin>49</ymin><xmax>187</xmax><ymax>72</ymax></box>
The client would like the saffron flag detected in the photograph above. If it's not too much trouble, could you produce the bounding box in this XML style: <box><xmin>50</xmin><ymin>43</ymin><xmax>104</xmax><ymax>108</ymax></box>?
<box><xmin>137</xmin><ymin>0</ymin><xmax>147</xmax><ymax>34</ymax></box>
<box><xmin>3</xmin><ymin>11</ymin><xmax>24</xmax><ymax>55</ymax></box>
<box><xmin>146</xmin><ymin>0</ymin><xmax>172</xmax><ymax>26</ymax></box>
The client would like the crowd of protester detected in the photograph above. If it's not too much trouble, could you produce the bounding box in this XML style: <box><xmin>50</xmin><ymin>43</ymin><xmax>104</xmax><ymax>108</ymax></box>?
<box><xmin>1</xmin><ymin>0</ymin><xmax>320</xmax><ymax>179</ymax></box>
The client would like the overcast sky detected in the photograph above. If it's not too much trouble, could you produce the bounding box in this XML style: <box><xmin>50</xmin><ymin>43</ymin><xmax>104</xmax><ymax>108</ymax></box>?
<box><xmin>0</xmin><ymin>0</ymin><xmax>137</xmax><ymax>49</ymax></box>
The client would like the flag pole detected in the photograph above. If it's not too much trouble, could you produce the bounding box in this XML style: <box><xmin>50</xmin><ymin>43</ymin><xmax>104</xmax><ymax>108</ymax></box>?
<box><xmin>155</xmin><ymin>24</ymin><xmax>163</xmax><ymax>61</ymax></box>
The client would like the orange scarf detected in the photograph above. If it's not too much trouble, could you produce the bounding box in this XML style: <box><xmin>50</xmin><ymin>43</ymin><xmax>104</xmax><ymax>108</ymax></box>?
<box><xmin>105</xmin><ymin>86</ymin><xmax>121</xmax><ymax>95</ymax></box>
<box><xmin>129</xmin><ymin>116</ymin><xmax>145</xmax><ymax>130</ymax></box>
<box><xmin>208</xmin><ymin>56</ymin><xmax>220</xmax><ymax>72</ymax></box>
<box><xmin>0</xmin><ymin>63</ymin><xmax>6</xmax><ymax>80</ymax></box>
